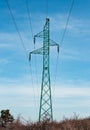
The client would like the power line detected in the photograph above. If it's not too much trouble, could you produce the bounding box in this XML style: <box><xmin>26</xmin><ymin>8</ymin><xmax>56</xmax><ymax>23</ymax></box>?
<box><xmin>53</xmin><ymin>0</ymin><xmax>74</xmax><ymax>89</ymax></box>
<box><xmin>25</xmin><ymin>0</ymin><xmax>39</xmax><ymax>115</ymax></box>
<box><xmin>25</xmin><ymin>0</ymin><xmax>39</xmax><ymax>76</ymax></box>
<box><xmin>5</xmin><ymin>0</ymin><xmax>38</xmax><ymax>116</ymax></box>
<box><xmin>25</xmin><ymin>0</ymin><xmax>34</xmax><ymax>39</ymax></box>
<box><xmin>6</xmin><ymin>0</ymin><xmax>74</xmax><ymax>120</ymax></box>
<box><xmin>5</xmin><ymin>0</ymin><xmax>28</xmax><ymax>58</ymax></box>
<box><xmin>29</xmin><ymin>62</ymin><xmax>38</xmax><ymax>115</ymax></box>
<box><xmin>25</xmin><ymin>0</ymin><xmax>39</xmax><ymax>99</ymax></box>
<box><xmin>60</xmin><ymin>0</ymin><xmax>74</xmax><ymax>47</ymax></box>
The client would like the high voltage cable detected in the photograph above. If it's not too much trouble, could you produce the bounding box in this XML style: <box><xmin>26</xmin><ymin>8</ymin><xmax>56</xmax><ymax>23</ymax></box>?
<box><xmin>25</xmin><ymin>0</ymin><xmax>39</xmax><ymax>111</ymax></box>
<box><xmin>25</xmin><ymin>0</ymin><xmax>39</xmax><ymax>77</ymax></box>
<box><xmin>54</xmin><ymin>0</ymin><xmax>75</xmax><ymax>89</ymax></box>
<box><xmin>5</xmin><ymin>0</ymin><xmax>37</xmax><ymax>115</ymax></box>
<box><xmin>25</xmin><ymin>0</ymin><xmax>39</xmax><ymax>102</ymax></box>
<box><xmin>5</xmin><ymin>0</ymin><xmax>74</xmax><ymax>119</ymax></box>
<box><xmin>25</xmin><ymin>0</ymin><xmax>39</xmax><ymax>115</ymax></box>
<box><xmin>5</xmin><ymin>0</ymin><xmax>28</xmax><ymax>59</ymax></box>
<box><xmin>25</xmin><ymin>0</ymin><xmax>34</xmax><ymax>39</ymax></box>
<box><xmin>60</xmin><ymin>0</ymin><xmax>74</xmax><ymax>47</ymax></box>
<box><xmin>29</xmin><ymin>62</ymin><xmax>38</xmax><ymax>115</ymax></box>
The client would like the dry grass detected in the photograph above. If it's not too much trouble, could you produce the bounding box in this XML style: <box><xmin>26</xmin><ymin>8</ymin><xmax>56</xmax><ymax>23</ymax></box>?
<box><xmin>0</xmin><ymin>116</ymin><xmax>90</xmax><ymax>130</ymax></box>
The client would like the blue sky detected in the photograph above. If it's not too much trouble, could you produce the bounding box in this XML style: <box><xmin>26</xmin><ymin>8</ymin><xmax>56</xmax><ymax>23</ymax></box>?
<box><xmin>0</xmin><ymin>0</ymin><xmax>90</xmax><ymax>122</ymax></box>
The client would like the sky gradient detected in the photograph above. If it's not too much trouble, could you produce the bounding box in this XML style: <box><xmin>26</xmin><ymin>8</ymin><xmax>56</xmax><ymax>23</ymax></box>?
<box><xmin>0</xmin><ymin>0</ymin><xmax>90</xmax><ymax>121</ymax></box>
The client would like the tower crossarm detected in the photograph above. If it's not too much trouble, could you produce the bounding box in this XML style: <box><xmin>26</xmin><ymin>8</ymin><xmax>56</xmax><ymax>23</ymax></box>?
<box><xmin>29</xmin><ymin>47</ymin><xmax>43</xmax><ymax>61</ymax></box>
<box><xmin>50</xmin><ymin>39</ymin><xmax>59</xmax><ymax>53</ymax></box>
<box><xmin>34</xmin><ymin>31</ymin><xmax>43</xmax><ymax>44</ymax></box>
<box><xmin>34</xmin><ymin>31</ymin><xmax>43</xmax><ymax>38</ymax></box>
<box><xmin>29</xmin><ymin>39</ymin><xmax>59</xmax><ymax>61</ymax></box>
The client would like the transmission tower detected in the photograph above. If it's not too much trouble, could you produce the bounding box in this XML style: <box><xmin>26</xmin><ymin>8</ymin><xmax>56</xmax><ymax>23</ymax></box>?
<box><xmin>29</xmin><ymin>18</ymin><xmax>59</xmax><ymax>121</ymax></box>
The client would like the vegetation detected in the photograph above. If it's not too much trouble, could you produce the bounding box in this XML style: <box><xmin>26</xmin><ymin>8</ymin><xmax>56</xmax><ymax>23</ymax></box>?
<box><xmin>0</xmin><ymin>116</ymin><xmax>90</xmax><ymax>130</ymax></box>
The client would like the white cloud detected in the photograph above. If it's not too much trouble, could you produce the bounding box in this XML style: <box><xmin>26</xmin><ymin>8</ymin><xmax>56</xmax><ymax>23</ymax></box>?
<box><xmin>59</xmin><ymin>48</ymin><xmax>79</xmax><ymax>61</ymax></box>
<box><xmin>57</xmin><ymin>45</ymin><xmax>90</xmax><ymax>62</ymax></box>
<box><xmin>0</xmin><ymin>58</ymin><xmax>9</xmax><ymax>64</ymax></box>
<box><xmin>50</xmin><ymin>14</ymin><xmax>90</xmax><ymax>34</ymax></box>
<box><xmin>0</xmin><ymin>43</ymin><xmax>12</xmax><ymax>48</ymax></box>
<box><xmin>0</xmin><ymin>77</ymin><xmax>90</xmax><ymax>98</ymax></box>
<box><xmin>0</xmin><ymin>32</ymin><xmax>35</xmax><ymax>56</ymax></box>
<box><xmin>0</xmin><ymin>33</ymin><xmax>18</xmax><ymax>43</ymax></box>
<box><xmin>53</xmin><ymin>86</ymin><xmax>90</xmax><ymax>98</ymax></box>
<box><xmin>52</xmin><ymin>79</ymin><xmax>90</xmax><ymax>98</ymax></box>
<box><xmin>0</xmin><ymin>77</ymin><xmax>90</xmax><ymax>120</ymax></box>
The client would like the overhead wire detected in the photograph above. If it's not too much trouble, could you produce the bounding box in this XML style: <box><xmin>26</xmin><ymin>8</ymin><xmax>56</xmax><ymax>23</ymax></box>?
<box><xmin>25</xmin><ymin>0</ymin><xmax>39</xmax><ymax>115</ymax></box>
<box><xmin>60</xmin><ymin>0</ymin><xmax>74</xmax><ymax>47</ymax></box>
<box><xmin>5</xmin><ymin>0</ymin><xmax>28</xmax><ymax>59</ymax></box>
<box><xmin>25</xmin><ymin>0</ymin><xmax>34</xmax><ymax>39</ymax></box>
<box><xmin>5</xmin><ymin>0</ymin><xmax>37</xmax><ymax>117</ymax></box>
<box><xmin>6</xmin><ymin>0</ymin><xmax>74</xmax><ymax>119</ymax></box>
<box><xmin>51</xmin><ymin>1</ymin><xmax>75</xmax><ymax>118</ymax></box>
<box><xmin>54</xmin><ymin>0</ymin><xmax>75</xmax><ymax>89</ymax></box>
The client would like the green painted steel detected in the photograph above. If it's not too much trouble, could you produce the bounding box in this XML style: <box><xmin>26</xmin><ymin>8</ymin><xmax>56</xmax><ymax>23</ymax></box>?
<box><xmin>29</xmin><ymin>18</ymin><xmax>59</xmax><ymax>121</ymax></box>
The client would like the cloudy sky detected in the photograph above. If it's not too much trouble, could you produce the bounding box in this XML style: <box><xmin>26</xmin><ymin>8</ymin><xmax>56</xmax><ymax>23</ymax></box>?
<box><xmin>0</xmin><ymin>0</ymin><xmax>90</xmax><ymax>121</ymax></box>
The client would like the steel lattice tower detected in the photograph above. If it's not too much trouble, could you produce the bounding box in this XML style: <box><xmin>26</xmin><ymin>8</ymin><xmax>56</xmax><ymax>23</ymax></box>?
<box><xmin>29</xmin><ymin>18</ymin><xmax>59</xmax><ymax>121</ymax></box>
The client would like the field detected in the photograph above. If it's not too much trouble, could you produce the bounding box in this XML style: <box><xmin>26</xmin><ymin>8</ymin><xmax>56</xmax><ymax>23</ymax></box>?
<box><xmin>0</xmin><ymin>116</ymin><xmax>90</xmax><ymax>130</ymax></box>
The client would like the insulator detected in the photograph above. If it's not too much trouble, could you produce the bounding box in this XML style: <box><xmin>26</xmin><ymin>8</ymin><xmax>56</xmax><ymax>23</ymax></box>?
<box><xmin>57</xmin><ymin>46</ymin><xmax>59</xmax><ymax>53</ymax></box>
<box><xmin>34</xmin><ymin>37</ymin><xmax>35</xmax><ymax>45</ymax></box>
<box><xmin>29</xmin><ymin>53</ymin><xmax>31</xmax><ymax>61</ymax></box>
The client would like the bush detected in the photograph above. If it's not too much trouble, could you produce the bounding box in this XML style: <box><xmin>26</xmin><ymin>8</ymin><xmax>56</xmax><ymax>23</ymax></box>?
<box><xmin>0</xmin><ymin>116</ymin><xmax>90</xmax><ymax>130</ymax></box>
